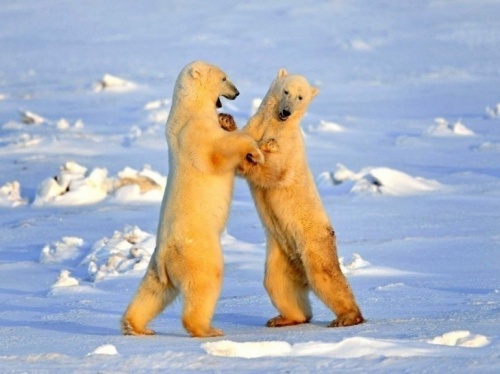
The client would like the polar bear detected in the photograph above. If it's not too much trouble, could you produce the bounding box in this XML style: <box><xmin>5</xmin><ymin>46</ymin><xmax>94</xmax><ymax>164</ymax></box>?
<box><xmin>238</xmin><ymin>69</ymin><xmax>364</xmax><ymax>328</ymax></box>
<box><xmin>121</xmin><ymin>61</ymin><xmax>264</xmax><ymax>338</ymax></box>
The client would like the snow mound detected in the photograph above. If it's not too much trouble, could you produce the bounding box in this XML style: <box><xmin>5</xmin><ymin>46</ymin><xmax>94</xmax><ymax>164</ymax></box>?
<box><xmin>93</xmin><ymin>74</ymin><xmax>136</xmax><ymax>92</ymax></box>
<box><xmin>81</xmin><ymin>226</ymin><xmax>155</xmax><ymax>281</ymax></box>
<box><xmin>54</xmin><ymin>118</ymin><xmax>84</xmax><ymax>131</ymax></box>
<box><xmin>112</xmin><ymin>165</ymin><xmax>166</xmax><ymax>202</ymax></box>
<box><xmin>349</xmin><ymin>38</ymin><xmax>373</xmax><ymax>51</ymax></box>
<box><xmin>33</xmin><ymin>162</ymin><xmax>166</xmax><ymax>206</ymax></box>
<box><xmin>11</xmin><ymin>133</ymin><xmax>44</xmax><ymax>147</ymax></box>
<box><xmin>317</xmin><ymin>164</ymin><xmax>372</xmax><ymax>186</ymax></box>
<box><xmin>351</xmin><ymin>167</ymin><xmax>442</xmax><ymax>195</ymax></box>
<box><xmin>339</xmin><ymin>254</ymin><xmax>411</xmax><ymax>277</ymax></box>
<box><xmin>40</xmin><ymin>236</ymin><xmax>84</xmax><ymax>263</ymax></box>
<box><xmin>250</xmin><ymin>98</ymin><xmax>263</xmax><ymax>117</ymax></box>
<box><xmin>20</xmin><ymin>110</ymin><xmax>46</xmax><ymax>125</ymax></box>
<box><xmin>203</xmin><ymin>337</ymin><xmax>432</xmax><ymax>359</ymax></box>
<box><xmin>123</xmin><ymin>125</ymin><xmax>142</xmax><ymax>147</ymax></box>
<box><xmin>428</xmin><ymin>331</ymin><xmax>490</xmax><ymax>348</ymax></box>
<box><xmin>4</xmin><ymin>114</ymin><xmax>83</xmax><ymax>133</ymax></box>
<box><xmin>376</xmin><ymin>283</ymin><xmax>407</xmax><ymax>291</ymax></box>
<box><xmin>485</xmin><ymin>103</ymin><xmax>500</xmax><ymax>119</ymax></box>
<box><xmin>144</xmin><ymin>99</ymin><xmax>171</xmax><ymax>123</ymax></box>
<box><xmin>0</xmin><ymin>181</ymin><xmax>27</xmax><ymax>207</ymax></box>
<box><xmin>203</xmin><ymin>340</ymin><xmax>291</xmax><ymax>359</ymax></box>
<box><xmin>51</xmin><ymin>270</ymin><xmax>79</xmax><ymax>288</ymax></box>
<box><xmin>144</xmin><ymin>99</ymin><xmax>170</xmax><ymax>111</ymax></box>
<box><xmin>88</xmin><ymin>344</ymin><xmax>119</xmax><ymax>356</ymax></box>
<box><xmin>425</xmin><ymin>118</ymin><xmax>474</xmax><ymax>137</ymax></box>
<box><xmin>33</xmin><ymin>162</ymin><xmax>111</xmax><ymax>206</ymax></box>
<box><xmin>307</xmin><ymin>120</ymin><xmax>344</xmax><ymax>133</ymax></box>
<box><xmin>318</xmin><ymin>164</ymin><xmax>442</xmax><ymax>196</ymax></box>
<box><xmin>147</xmin><ymin>109</ymin><xmax>170</xmax><ymax>123</ymax></box>
<box><xmin>339</xmin><ymin>253</ymin><xmax>370</xmax><ymax>274</ymax></box>
<box><xmin>476</xmin><ymin>141</ymin><xmax>500</xmax><ymax>152</ymax></box>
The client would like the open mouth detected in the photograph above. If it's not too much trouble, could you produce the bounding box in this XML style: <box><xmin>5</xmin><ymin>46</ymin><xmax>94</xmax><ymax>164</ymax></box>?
<box><xmin>278</xmin><ymin>112</ymin><xmax>290</xmax><ymax>121</ymax></box>
<box><xmin>216</xmin><ymin>97</ymin><xmax>222</xmax><ymax>108</ymax></box>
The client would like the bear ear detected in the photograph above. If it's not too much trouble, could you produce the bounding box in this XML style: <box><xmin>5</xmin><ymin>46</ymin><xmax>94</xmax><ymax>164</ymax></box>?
<box><xmin>277</xmin><ymin>68</ymin><xmax>288</xmax><ymax>78</ymax></box>
<box><xmin>310</xmin><ymin>87</ymin><xmax>319</xmax><ymax>98</ymax></box>
<box><xmin>189</xmin><ymin>67</ymin><xmax>202</xmax><ymax>79</ymax></box>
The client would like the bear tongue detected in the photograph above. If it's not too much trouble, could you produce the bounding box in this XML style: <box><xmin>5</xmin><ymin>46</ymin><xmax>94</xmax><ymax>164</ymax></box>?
<box><xmin>216</xmin><ymin>98</ymin><xmax>222</xmax><ymax>108</ymax></box>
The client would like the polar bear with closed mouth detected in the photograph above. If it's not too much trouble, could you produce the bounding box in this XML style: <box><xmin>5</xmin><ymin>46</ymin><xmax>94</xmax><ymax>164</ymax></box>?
<box><xmin>121</xmin><ymin>61</ymin><xmax>264</xmax><ymax>338</ymax></box>
<box><xmin>239</xmin><ymin>69</ymin><xmax>365</xmax><ymax>328</ymax></box>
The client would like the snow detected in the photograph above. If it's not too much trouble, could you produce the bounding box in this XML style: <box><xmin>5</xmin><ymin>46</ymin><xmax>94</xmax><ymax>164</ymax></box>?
<box><xmin>425</xmin><ymin>117</ymin><xmax>475</xmax><ymax>137</ymax></box>
<box><xmin>0</xmin><ymin>0</ymin><xmax>499</xmax><ymax>372</ymax></box>
<box><xmin>317</xmin><ymin>164</ymin><xmax>442</xmax><ymax>196</ymax></box>
<box><xmin>428</xmin><ymin>330</ymin><xmax>490</xmax><ymax>348</ymax></box>
<box><xmin>40</xmin><ymin>236</ymin><xmax>84</xmax><ymax>264</ymax></box>
<box><xmin>485</xmin><ymin>103</ymin><xmax>500</xmax><ymax>119</ymax></box>
<box><xmin>307</xmin><ymin>120</ymin><xmax>345</xmax><ymax>133</ymax></box>
<box><xmin>19</xmin><ymin>110</ymin><xmax>46</xmax><ymax>125</ymax></box>
<box><xmin>81</xmin><ymin>226</ymin><xmax>155</xmax><ymax>282</ymax></box>
<box><xmin>51</xmin><ymin>270</ymin><xmax>80</xmax><ymax>288</ymax></box>
<box><xmin>203</xmin><ymin>337</ymin><xmax>434</xmax><ymax>359</ymax></box>
<box><xmin>88</xmin><ymin>344</ymin><xmax>119</xmax><ymax>356</ymax></box>
<box><xmin>0</xmin><ymin>181</ymin><xmax>27</xmax><ymax>207</ymax></box>
<box><xmin>93</xmin><ymin>74</ymin><xmax>137</xmax><ymax>93</ymax></box>
<box><xmin>33</xmin><ymin>162</ymin><xmax>165</xmax><ymax>206</ymax></box>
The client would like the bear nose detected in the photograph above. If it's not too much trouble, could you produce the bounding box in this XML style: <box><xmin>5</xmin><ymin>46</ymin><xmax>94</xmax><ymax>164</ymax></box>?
<box><xmin>281</xmin><ymin>109</ymin><xmax>291</xmax><ymax>118</ymax></box>
<box><xmin>234</xmin><ymin>89</ymin><xmax>240</xmax><ymax>97</ymax></box>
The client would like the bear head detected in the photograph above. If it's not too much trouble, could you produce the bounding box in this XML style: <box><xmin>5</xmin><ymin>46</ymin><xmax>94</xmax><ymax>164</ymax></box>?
<box><xmin>180</xmin><ymin>60</ymin><xmax>239</xmax><ymax>109</ymax></box>
<box><xmin>272</xmin><ymin>69</ymin><xmax>319</xmax><ymax>122</ymax></box>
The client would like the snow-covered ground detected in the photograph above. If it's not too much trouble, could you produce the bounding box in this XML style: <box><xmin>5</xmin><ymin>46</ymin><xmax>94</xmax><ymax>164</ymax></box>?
<box><xmin>1</xmin><ymin>0</ymin><xmax>499</xmax><ymax>372</ymax></box>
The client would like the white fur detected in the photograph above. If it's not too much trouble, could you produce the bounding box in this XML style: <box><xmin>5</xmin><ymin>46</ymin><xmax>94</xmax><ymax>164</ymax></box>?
<box><xmin>122</xmin><ymin>61</ymin><xmax>263</xmax><ymax>337</ymax></box>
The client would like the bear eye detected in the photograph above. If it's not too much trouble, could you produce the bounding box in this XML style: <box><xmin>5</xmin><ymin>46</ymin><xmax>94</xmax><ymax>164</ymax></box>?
<box><xmin>222</xmin><ymin>77</ymin><xmax>227</xmax><ymax>82</ymax></box>
<box><xmin>284</xmin><ymin>90</ymin><xmax>289</xmax><ymax>95</ymax></box>
<box><xmin>298</xmin><ymin>96</ymin><xmax>303</xmax><ymax>101</ymax></box>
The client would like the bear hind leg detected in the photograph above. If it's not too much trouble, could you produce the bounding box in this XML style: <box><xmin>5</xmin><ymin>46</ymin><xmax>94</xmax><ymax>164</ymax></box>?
<box><xmin>121</xmin><ymin>267</ymin><xmax>179</xmax><ymax>336</ymax></box>
<box><xmin>265</xmin><ymin>237</ymin><xmax>312</xmax><ymax>327</ymax></box>
<box><xmin>180</xmin><ymin>265</ymin><xmax>224</xmax><ymax>337</ymax></box>
<box><xmin>302</xmin><ymin>234</ymin><xmax>364</xmax><ymax>327</ymax></box>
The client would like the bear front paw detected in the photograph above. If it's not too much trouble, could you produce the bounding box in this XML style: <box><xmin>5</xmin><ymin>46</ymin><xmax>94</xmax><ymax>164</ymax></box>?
<box><xmin>218</xmin><ymin>113</ymin><xmax>237</xmax><ymax>132</ymax></box>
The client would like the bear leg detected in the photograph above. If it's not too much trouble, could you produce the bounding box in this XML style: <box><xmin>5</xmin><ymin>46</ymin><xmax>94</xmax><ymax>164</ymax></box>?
<box><xmin>264</xmin><ymin>237</ymin><xmax>312</xmax><ymax>327</ymax></box>
<box><xmin>179</xmin><ymin>260</ymin><xmax>224</xmax><ymax>337</ymax></box>
<box><xmin>121</xmin><ymin>265</ymin><xmax>179</xmax><ymax>335</ymax></box>
<box><xmin>301</xmin><ymin>231</ymin><xmax>364</xmax><ymax>328</ymax></box>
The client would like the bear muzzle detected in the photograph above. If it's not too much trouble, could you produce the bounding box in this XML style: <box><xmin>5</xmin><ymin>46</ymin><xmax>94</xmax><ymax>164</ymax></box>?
<box><xmin>278</xmin><ymin>109</ymin><xmax>291</xmax><ymax>121</ymax></box>
<box><xmin>223</xmin><ymin>89</ymin><xmax>240</xmax><ymax>100</ymax></box>
<box><xmin>217</xmin><ymin>89</ymin><xmax>239</xmax><ymax>108</ymax></box>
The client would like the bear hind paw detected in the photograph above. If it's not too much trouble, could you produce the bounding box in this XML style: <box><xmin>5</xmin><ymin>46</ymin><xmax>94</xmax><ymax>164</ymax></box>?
<box><xmin>121</xmin><ymin>318</ymin><xmax>156</xmax><ymax>336</ymax></box>
<box><xmin>328</xmin><ymin>312</ymin><xmax>365</xmax><ymax>328</ymax></box>
<box><xmin>186</xmin><ymin>326</ymin><xmax>224</xmax><ymax>338</ymax></box>
<box><xmin>266</xmin><ymin>315</ymin><xmax>310</xmax><ymax>327</ymax></box>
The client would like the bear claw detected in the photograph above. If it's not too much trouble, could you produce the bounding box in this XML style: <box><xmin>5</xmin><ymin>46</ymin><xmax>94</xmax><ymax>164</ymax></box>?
<box><xmin>266</xmin><ymin>315</ymin><xmax>310</xmax><ymax>327</ymax></box>
<box><xmin>328</xmin><ymin>312</ymin><xmax>365</xmax><ymax>328</ymax></box>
